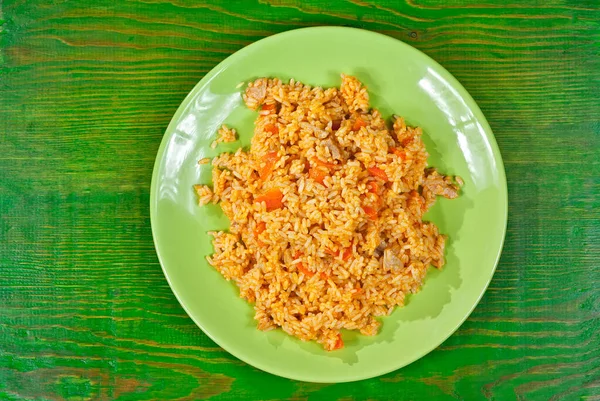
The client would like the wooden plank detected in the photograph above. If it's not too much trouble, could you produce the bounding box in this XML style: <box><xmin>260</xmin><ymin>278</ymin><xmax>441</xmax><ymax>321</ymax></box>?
<box><xmin>0</xmin><ymin>0</ymin><xmax>598</xmax><ymax>399</ymax></box>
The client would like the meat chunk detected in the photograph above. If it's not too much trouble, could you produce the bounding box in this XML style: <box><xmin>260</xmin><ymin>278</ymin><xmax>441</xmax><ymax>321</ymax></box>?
<box><xmin>423</xmin><ymin>169</ymin><xmax>459</xmax><ymax>199</ymax></box>
<box><xmin>300</xmin><ymin>122</ymin><xmax>328</xmax><ymax>139</ymax></box>
<box><xmin>374</xmin><ymin>241</ymin><xmax>387</xmax><ymax>258</ymax></box>
<box><xmin>243</xmin><ymin>78</ymin><xmax>268</xmax><ymax>110</ymax></box>
<box><xmin>383</xmin><ymin>248</ymin><xmax>404</xmax><ymax>271</ymax></box>
<box><xmin>322</xmin><ymin>138</ymin><xmax>343</xmax><ymax>160</ymax></box>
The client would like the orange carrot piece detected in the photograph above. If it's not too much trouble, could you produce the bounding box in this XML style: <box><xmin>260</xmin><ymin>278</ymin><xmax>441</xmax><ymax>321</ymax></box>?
<box><xmin>341</xmin><ymin>246</ymin><xmax>352</xmax><ymax>262</ymax></box>
<box><xmin>312</xmin><ymin>158</ymin><xmax>336</xmax><ymax>169</ymax></box>
<box><xmin>264</xmin><ymin>123</ymin><xmax>278</xmax><ymax>135</ymax></box>
<box><xmin>255</xmin><ymin>189</ymin><xmax>284</xmax><ymax>211</ymax></box>
<box><xmin>389</xmin><ymin>147</ymin><xmax>406</xmax><ymax>159</ymax></box>
<box><xmin>298</xmin><ymin>263</ymin><xmax>314</xmax><ymax>277</ymax></box>
<box><xmin>352</xmin><ymin>117</ymin><xmax>368</xmax><ymax>131</ymax></box>
<box><xmin>332</xmin><ymin>334</ymin><xmax>344</xmax><ymax>350</ymax></box>
<box><xmin>294</xmin><ymin>251</ymin><xmax>314</xmax><ymax>277</ymax></box>
<box><xmin>401</xmin><ymin>137</ymin><xmax>413</xmax><ymax>147</ymax></box>
<box><xmin>362</xmin><ymin>205</ymin><xmax>378</xmax><ymax>220</ymax></box>
<box><xmin>320</xmin><ymin>272</ymin><xmax>329</xmax><ymax>280</ymax></box>
<box><xmin>262</xmin><ymin>103</ymin><xmax>276</xmax><ymax>111</ymax></box>
<box><xmin>368</xmin><ymin>167</ymin><xmax>389</xmax><ymax>182</ymax></box>
<box><xmin>253</xmin><ymin>222</ymin><xmax>266</xmax><ymax>246</ymax></box>
<box><xmin>258</xmin><ymin>151</ymin><xmax>279</xmax><ymax>179</ymax></box>
<box><xmin>367</xmin><ymin>181</ymin><xmax>379</xmax><ymax>194</ymax></box>
<box><xmin>325</xmin><ymin>246</ymin><xmax>352</xmax><ymax>261</ymax></box>
<box><xmin>253</xmin><ymin>221</ymin><xmax>266</xmax><ymax>237</ymax></box>
<box><xmin>309</xmin><ymin>167</ymin><xmax>327</xmax><ymax>184</ymax></box>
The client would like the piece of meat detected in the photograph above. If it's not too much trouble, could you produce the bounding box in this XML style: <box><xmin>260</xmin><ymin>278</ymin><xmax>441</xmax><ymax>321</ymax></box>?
<box><xmin>300</xmin><ymin>122</ymin><xmax>329</xmax><ymax>139</ymax></box>
<box><xmin>243</xmin><ymin>78</ymin><xmax>268</xmax><ymax>110</ymax></box>
<box><xmin>424</xmin><ymin>170</ymin><xmax>459</xmax><ymax>199</ymax></box>
<box><xmin>374</xmin><ymin>241</ymin><xmax>387</xmax><ymax>258</ymax></box>
<box><xmin>383</xmin><ymin>248</ymin><xmax>404</xmax><ymax>271</ymax></box>
<box><xmin>322</xmin><ymin>138</ymin><xmax>343</xmax><ymax>160</ymax></box>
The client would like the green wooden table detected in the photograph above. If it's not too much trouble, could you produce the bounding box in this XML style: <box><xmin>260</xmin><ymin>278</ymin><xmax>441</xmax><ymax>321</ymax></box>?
<box><xmin>1</xmin><ymin>1</ymin><xmax>599</xmax><ymax>400</ymax></box>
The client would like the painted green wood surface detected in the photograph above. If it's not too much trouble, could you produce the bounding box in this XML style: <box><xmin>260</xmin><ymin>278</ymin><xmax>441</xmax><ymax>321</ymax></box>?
<box><xmin>0</xmin><ymin>0</ymin><xmax>599</xmax><ymax>399</ymax></box>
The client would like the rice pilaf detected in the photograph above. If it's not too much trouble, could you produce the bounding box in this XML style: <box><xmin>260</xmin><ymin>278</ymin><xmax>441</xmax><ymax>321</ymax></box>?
<box><xmin>199</xmin><ymin>75</ymin><xmax>459</xmax><ymax>351</ymax></box>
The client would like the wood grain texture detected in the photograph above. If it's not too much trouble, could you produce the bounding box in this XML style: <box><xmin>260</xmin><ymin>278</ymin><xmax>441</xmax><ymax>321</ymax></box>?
<box><xmin>1</xmin><ymin>0</ymin><xmax>599</xmax><ymax>399</ymax></box>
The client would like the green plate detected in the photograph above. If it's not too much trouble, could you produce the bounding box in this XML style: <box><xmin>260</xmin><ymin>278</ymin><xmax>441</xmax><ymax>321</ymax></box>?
<box><xmin>150</xmin><ymin>27</ymin><xmax>507</xmax><ymax>383</ymax></box>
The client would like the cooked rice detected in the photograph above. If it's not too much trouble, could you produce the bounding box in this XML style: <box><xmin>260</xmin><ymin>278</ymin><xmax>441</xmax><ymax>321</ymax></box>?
<box><xmin>211</xmin><ymin>124</ymin><xmax>237</xmax><ymax>148</ymax></box>
<box><xmin>198</xmin><ymin>158</ymin><xmax>211</xmax><ymax>165</ymax></box>
<box><xmin>194</xmin><ymin>184</ymin><xmax>215</xmax><ymax>206</ymax></box>
<box><xmin>198</xmin><ymin>74</ymin><xmax>459</xmax><ymax>351</ymax></box>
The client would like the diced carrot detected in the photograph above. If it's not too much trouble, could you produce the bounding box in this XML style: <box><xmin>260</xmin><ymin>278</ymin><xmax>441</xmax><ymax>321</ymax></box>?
<box><xmin>341</xmin><ymin>246</ymin><xmax>352</xmax><ymax>262</ymax></box>
<box><xmin>367</xmin><ymin>181</ymin><xmax>379</xmax><ymax>194</ymax></box>
<box><xmin>258</xmin><ymin>151</ymin><xmax>279</xmax><ymax>179</ymax></box>
<box><xmin>401</xmin><ymin>137</ymin><xmax>413</xmax><ymax>147</ymax></box>
<box><xmin>320</xmin><ymin>272</ymin><xmax>329</xmax><ymax>280</ymax></box>
<box><xmin>294</xmin><ymin>251</ymin><xmax>313</xmax><ymax>277</ymax></box>
<box><xmin>312</xmin><ymin>158</ymin><xmax>337</xmax><ymax>169</ymax></box>
<box><xmin>362</xmin><ymin>205</ymin><xmax>378</xmax><ymax>221</ymax></box>
<box><xmin>332</xmin><ymin>334</ymin><xmax>344</xmax><ymax>350</ymax></box>
<box><xmin>375</xmin><ymin>193</ymin><xmax>383</xmax><ymax>209</ymax></box>
<box><xmin>368</xmin><ymin>167</ymin><xmax>389</xmax><ymax>182</ymax></box>
<box><xmin>262</xmin><ymin>103</ymin><xmax>277</xmax><ymax>112</ymax></box>
<box><xmin>253</xmin><ymin>221</ymin><xmax>266</xmax><ymax>237</ymax></box>
<box><xmin>253</xmin><ymin>222</ymin><xmax>266</xmax><ymax>246</ymax></box>
<box><xmin>326</xmin><ymin>245</ymin><xmax>351</xmax><ymax>261</ymax></box>
<box><xmin>389</xmin><ymin>147</ymin><xmax>406</xmax><ymax>160</ymax></box>
<box><xmin>309</xmin><ymin>167</ymin><xmax>327</xmax><ymax>184</ymax></box>
<box><xmin>255</xmin><ymin>188</ymin><xmax>284</xmax><ymax>211</ymax></box>
<box><xmin>352</xmin><ymin>117</ymin><xmax>368</xmax><ymax>131</ymax></box>
<box><xmin>298</xmin><ymin>263</ymin><xmax>314</xmax><ymax>277</ymax></box>
<box><xmin>264</xmin><ymin>123</ymin><xmax>279</xmax><ymax>135</ymax></box>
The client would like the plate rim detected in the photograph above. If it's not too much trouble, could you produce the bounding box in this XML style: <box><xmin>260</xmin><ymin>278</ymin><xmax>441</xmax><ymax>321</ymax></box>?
<box><xmin>150</xmin><ymin>26</ymin><xmax>508</xmax><ymax>383</ymax></box>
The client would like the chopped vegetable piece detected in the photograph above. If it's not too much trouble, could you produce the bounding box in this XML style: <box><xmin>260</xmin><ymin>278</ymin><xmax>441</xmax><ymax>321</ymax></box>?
<box><xmin>309</xmin><ymin>167</ymin><xmax>327</xmax><ymax>184</ymax></box>
<box><xmin>312</xmin><ymin>158</ymin><xmax>336</xmax><ymax>169</ymax></box>
<box><xmin>341</xmin><ymin>246</ymin><xmax>352</xmax><ymax>262</ymax></box>
<box><xmin>332</xmin><ymin>334</ymin><xmax>344</xmax><ymax>350</ymax></box>
<box><xmin>362</xmin><ymin>205</ymin><xmax>378</xmax><ymax>220</ymax></box>
<box><xmin>352</xmin><ymin>117</ymin><xmax>368</xmax><ymax>131</ymax></box>
<box><xmin>389</xmin><ymin>147</ymin><xmax>406</xmax><ymax>159</ymax></box>
<box><xmin>264</xmin><ymin>123</ymin><xmax>279</xmax><ymax>134</ymax></box>
<box><xmin>298</xmin><ymin>264</ymin><xmax>314</xmax><ymax>277</ymax></box>
<box><xmin>320</xmin><ymin>272</ymin><xmax>329</xmax><ymax>280</ymax></box>
<box><xmin>262</xmin><ymin>103</ymin><xmax>276</xmax><ymax>111</ymax></box>
<box><xmin>367</xmin><ymin>181</ymin><xmax>379</xmax><ymax>194</ymax></box>
<box><xmin>368</xmin><ymin>167</ymin><xmax>389</xmax><ymax>182</ymax></box>
<box><xmin>401</xmin><ymin>137</ymin><xmax>413</xmax><ymax>147</ymax></box>
<box><xmin>258</xmin><ymin>151</ymin><xmax>279</xmax><ymax>179</ymax></box>
<box><xmin>255</xmin><ymin>189</ymin><xmax>284</xmax><ymax>211</ymax></box>
<box><xmin>294</xmin><ymin>251</ymin><xmax>313</xmax><ymax>277</ymax></box>
<box><xmin>253</xmin><ymin>222</ymin><xmax>266</xmax><ymax>237</ymax></box>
